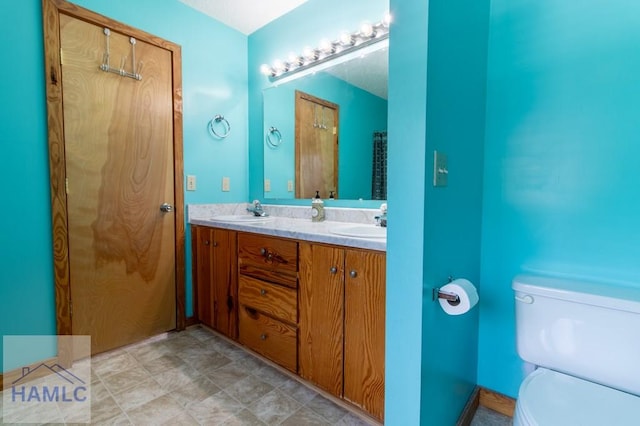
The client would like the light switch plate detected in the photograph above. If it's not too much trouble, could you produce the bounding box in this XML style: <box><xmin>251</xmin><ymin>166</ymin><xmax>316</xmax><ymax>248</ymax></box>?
<box><xmin>287</xmin><ymin>180</ymin><xmax>294</xmax><ymax>192</ymax></box>
<box><xmin>433</xmin><ymin>151</ymin><xmax>448</xmax><ymax>187</ymax></box>
<box><xmin>264</xmin><ymin>179</ymin><xmax>271</xmax><ymax>192</ymax></box>
<box><xmin>222</xmin><ymin>177</ymin><xmax>230</xmax><ymax>192</ymax></box>
<box><xmin>186</xmin><ymin>175</ymin><xmax>196</xmax><ymax>191</ymax></box>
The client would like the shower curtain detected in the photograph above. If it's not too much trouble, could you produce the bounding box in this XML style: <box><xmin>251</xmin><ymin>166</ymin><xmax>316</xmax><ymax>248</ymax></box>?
<box><xmin>371</xmin><ymin>131</ymin><xmax>387</xmax><ymax>200</ymax></box>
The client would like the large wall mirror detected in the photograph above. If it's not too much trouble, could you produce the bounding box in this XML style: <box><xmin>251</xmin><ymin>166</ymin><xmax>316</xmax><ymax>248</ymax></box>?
<box><xmin>262</xmin><ymin>39</ymin><xmax>388</xmax><ymax>201</ymax></box>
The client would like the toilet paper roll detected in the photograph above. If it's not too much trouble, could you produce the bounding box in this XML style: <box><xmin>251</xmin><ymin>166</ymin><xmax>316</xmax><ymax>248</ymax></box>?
<box><xmin>438</xmin><ymin>278</ymin><xmax>479</xmax><ymax>315</ymax></box>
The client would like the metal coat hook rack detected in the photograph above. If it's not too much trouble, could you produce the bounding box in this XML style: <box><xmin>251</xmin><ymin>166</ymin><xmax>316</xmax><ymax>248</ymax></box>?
<box><xmin>209</xmin><ymin>115</ymin><xmax>231</xmax><ymax>139</ymax></box>
<box><xmin>99</xmin><ymin>28</ymin><xmax>143</xmax><ymax>81</ymax></box>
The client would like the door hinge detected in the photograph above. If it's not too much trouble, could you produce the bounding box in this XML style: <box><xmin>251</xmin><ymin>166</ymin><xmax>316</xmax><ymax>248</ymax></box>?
<box><xmin>69</xmin><ymin>299</ymin><xmax>73</xmax><ymax>318</ymax></box>
<box><xmin>65</xmin><ymin>177</ymin><xmax>69</xmax><ymax>194</ymax></box>
<box><xmin>60</xmin><ymin>48</ymin><xmax>64</xmax><ymax>65</ymax></box>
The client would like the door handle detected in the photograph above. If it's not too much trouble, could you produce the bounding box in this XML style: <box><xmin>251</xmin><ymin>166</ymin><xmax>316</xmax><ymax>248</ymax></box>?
<box><xmin>160</xmin><ymin>203</ymin><xmax>173</xmax><ymax>213</ymax></box>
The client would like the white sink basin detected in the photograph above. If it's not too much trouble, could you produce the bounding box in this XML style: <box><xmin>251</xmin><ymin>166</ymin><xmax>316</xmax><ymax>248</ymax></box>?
<box><xmin>330</xmin><ymin>224</ymin><xmax>387</xmax><ymax>239</ymax></box>
<box><xmin>209</xmin><ymin>215</ymin><xmax>273</xmax><ymax>223</ymax></box>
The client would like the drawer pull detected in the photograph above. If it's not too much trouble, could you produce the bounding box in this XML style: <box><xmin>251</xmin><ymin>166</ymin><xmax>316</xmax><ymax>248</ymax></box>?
<box><xmin>260</xmin><ymin>248</ymin><xmax>288</xmax><ymax>265</ymax></box>
<box><xmin>260</xmin><ymin>288</ymin><xmax>267</xmax><ymax>296</ymax></box>
<box><xmin>260</xmin><ymin>333</ymin><xmax>267</xmax><ymax>340</ymax></box>
<box><xmin>213</xmin><ymin>241</ymin><xmax>218</xmax><ymax>247</ymax></box>
<box><xmin>349</xmin><ymin>270</ymin><xmax>358</xmax><ymax>279</ymax></box>
<box><xmin>330</xmin><ymin>266</ymin><xmax>338</xmax><ymax>274</ymax></box>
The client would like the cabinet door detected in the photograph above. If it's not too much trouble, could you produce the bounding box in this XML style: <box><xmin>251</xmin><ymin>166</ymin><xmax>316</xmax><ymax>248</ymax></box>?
<box><xmin>194</xmin><ymin>226</ymin><xmax>214</xmax><ymax>328</ymax></box>
<box><xmin>344</xmin><ymin>249</ymin><xmax>386</xmax><ymax>421</ymax></box>
<box><xmin>211</xmin><ymin>228</ymin><xmax>238</xmax><ymax>339</ymax></box>
<box><xmin>298</xmin><ymin>242</ymin><xmax>345</xmax><ymax>397</ymax></box>
<box><xmin>193</xmin><ymin>226</ymin><xmax>238</xmax><ymax>339</ymax></box>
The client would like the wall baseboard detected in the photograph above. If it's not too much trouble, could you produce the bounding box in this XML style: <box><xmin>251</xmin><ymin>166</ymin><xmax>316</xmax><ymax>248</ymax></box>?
<box><xmin>1</xmin><ymin>356</ymin><xmax>59</xmax><ymax>391</ymax></box>
<box><xmin>479</xmin><ymin>387</ymin><xmax>516</xmax><ymax>417</ymax></box>
<box><xmin>456</xmin><ymin>386</ymin><xmax>480</xmax><ymax>426</ymax></box>
<box><xmin>185</xmin><ymin>316</ymin><xmax>199</xmax><ymax>327</ymax></box>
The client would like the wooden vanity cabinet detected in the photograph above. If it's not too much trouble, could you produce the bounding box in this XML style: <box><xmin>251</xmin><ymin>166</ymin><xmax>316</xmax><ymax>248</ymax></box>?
<box><xmin>192</xmin><ymin>226</ymin><xmax>238</xmax><ymax>339</ymax></box>
<box><xmin>298</xmin><ymin>242</ymin><xmax>386</xmax><ymax>421</ymax></box>
<box><xmin>237</xmin><ymin>233</ymin><xmax>299</xmax><ymax>372</ymax></box>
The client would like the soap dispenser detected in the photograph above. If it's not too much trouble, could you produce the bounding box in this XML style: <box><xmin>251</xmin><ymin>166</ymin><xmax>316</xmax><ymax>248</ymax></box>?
<box><xmin>311</xmin><ymin>190</ymin><xmax>325</xmax><ymax>222</ymax></box>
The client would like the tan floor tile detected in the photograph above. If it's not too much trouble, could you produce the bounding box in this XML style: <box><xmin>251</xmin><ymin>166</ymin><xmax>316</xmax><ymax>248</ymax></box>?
<box><xmin>153</xmin><ymin>363</ymin><xmax>202</xmax><ymax>391</ymax></box>
<box><xmin>169</xmin><ymin>376</ymin><xmax>221</xmax><ymax>407</ymax></box>
<box><xmin>204</xmin><ymin>362</ymin><xmax>250</xmax><ymax>389</ymax></box>
<box><xmin>248</xmin><ymin>389</ymin><xmax>302</xmax><ymax>425</ymax></box>
<box><xmin>225</xmin><ymin>375</ymin><xmax>274</xmax><ymax>405</ymax></box>
<box><xmin>186</xmin><ymin>390</ymin><xmax>244</xmax><ymax>424</ymax></box>
<box><xmin>306</xmin><ymin>394</ymin><xmax>350</xmax><ymax>423</ymax></box>
<box><xmin>182</xmin><ymin>350</ymin><xmax>232</xmax><ymax>374</ymax></box>
<box><xmin>220</xmin><ymin>408</ymin><xmax>268</xmax><ymax>426</ymax></box>
<box><xmin>140</xmin><ymin>354</ymin><xmax>188</xmax><ymax>376</ymax></box>
<box><xmin>127</xmin><ymin>341</ymin><xmax>173</xmax><ymax>365</ymax></box>
<box><xmin>113</xmin><ymin>378</ymin><xmax>167</xmax><ymax>412</ymax></box>
<box><xmin>102</xmin><ymin>367</ymin><xmax>153</xmax><ymax>396</ymax></box>
<box><xmin>252</xmin><ymin>365</ymin><xmax>289</xmax><ymax>388</ymax></box>
<box><xmin>278</xmin><ymin>378</ymin><xmax>318</xmax><ymax>404</ymax></box>
<box><xmin>281</xmin><ymin>406</ymin><xmax>333</xmax><ymax>426</ymax></box>
<box><xmin>93</xmin><ymin>352</ymin><xmax>141</xmax><ymax>379</ymax></box>
<box><xmin>126</xmin><ymin>394</ymin><xmax>185</xmax><ymax>425</ymax></box>
<box><xmin>335</xmin><ymin>412</ymin><xmax>378</xmax><ymax>425</ymax></box>
<box><xmin>89</xmin><ymin>395</ymin><xmax>125</xmax><ymax>424</ymax></box>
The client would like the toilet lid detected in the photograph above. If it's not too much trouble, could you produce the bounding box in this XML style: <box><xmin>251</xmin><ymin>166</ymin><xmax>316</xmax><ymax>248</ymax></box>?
<box><xmin>517</xmin><ymin>368</ymin><xmax>640</xmax><ymax>426</ymax></box>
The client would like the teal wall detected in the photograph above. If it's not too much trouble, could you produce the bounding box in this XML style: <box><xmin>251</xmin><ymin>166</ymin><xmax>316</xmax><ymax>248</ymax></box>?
<box><xmin>479</xmin><ymin>0</ymin><xmax>640</xmax><ymax>397</ymax></box>
<box><xmin>387</xmin><ymin>0</ymin><xmax>489</xmax><ymax>423</ymax></box>
<box><xmin>263</xmin><ymin>72</ymin><xmax>387</xmax><ymax>200</ymax></box>
<box><xmin>0</xmin><ymin>0</ymin><xmax>248</xmax><ymax>370</ymax></box>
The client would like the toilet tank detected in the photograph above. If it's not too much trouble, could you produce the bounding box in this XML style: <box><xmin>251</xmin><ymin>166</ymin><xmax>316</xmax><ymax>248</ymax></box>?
<box><xmin>513</xmin><ymin>274</ymin><xmax>640</xmax><ymax>396</ymax></box>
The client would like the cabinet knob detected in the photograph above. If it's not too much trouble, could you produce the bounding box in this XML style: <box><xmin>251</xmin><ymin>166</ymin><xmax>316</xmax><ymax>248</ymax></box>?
<box><xmin>260</xmin><ymin>288</ymin><xmax>267</xmax><ymax>296</ymax></box>
<box><xmin>213</xmin><ymin>241</ymin><xmax>218</xmax><ymax>247</ymax></box>
<box><xmin>260</xmin><ymin>247</ymin><xmax>267</xmax><ymax>255</ymax></box>
<box><xmin>330</xmin><ymin>266</ymin><xmax>338</xmax><ymax>274</ymax></box>
<box><xmin>349</xmin><ymin>270</ymin><xmax>358</xmax><ymax>279</ymax></box>
<box><xmin>204</xmin><ymin>240</ymin><xmax>210</xmax><ymax>246</ymax></box>
<box><xmin>260</xmin><ymin>333</ymin><xmax>267</xmax><ymax>340</ymax></box>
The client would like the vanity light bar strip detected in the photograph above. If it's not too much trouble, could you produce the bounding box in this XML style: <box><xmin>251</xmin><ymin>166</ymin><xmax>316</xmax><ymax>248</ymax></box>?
<box><xmin>261</xmin><ymin>13</ymin><xmax>391</xmax><ymax>82</ymax></box>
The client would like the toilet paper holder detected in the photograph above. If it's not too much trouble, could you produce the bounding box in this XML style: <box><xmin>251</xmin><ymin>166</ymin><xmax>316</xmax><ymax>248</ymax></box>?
<box><xmin>433</xmin><ymin>276</ymin><xmax>461</xmax><ymax>306</ymax></box>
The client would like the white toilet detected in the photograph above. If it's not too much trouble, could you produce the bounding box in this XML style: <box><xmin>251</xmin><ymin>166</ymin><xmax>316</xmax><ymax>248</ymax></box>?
<box><xmin>512</xmin><ymin>274</ymin><xmax>640</xmax><ymax>426</ymax></box>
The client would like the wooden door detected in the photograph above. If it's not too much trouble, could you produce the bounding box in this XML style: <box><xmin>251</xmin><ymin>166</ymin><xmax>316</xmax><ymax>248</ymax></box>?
<box><xmin>298</xmin><ymin>243</ymin><xmax>345</xmax><ymax>397</ymax></box>
<box><xmin>344</xmin><ymin>249</ymin><xmax>386</xmax><ymax>421</ymax></box>
<box><xmin>295</xmin><ymin>91</ymin><xmax>339</xmax><ymax>199</ymax></box>
<box><xmin>211</xmin><ymin>228</ymin><xmax>238</xmax><ymax>339</ymax></box>
<box><xmin>60</xmin><ymin>14</ymin><xmax>176</xmax><ymax>354</ymax></box>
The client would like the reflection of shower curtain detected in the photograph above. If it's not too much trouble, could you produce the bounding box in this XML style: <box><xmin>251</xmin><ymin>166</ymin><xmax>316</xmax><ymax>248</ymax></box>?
<box><xmin>371</xmin><ymin>131</ymin><xmax>387</xmax><ymax>200</ymax></box>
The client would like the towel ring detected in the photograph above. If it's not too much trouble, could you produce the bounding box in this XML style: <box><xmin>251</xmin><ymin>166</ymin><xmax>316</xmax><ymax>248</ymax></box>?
<box><xmin>266</xmin><ymin>127</ymin><xmax>283</xmax><ymax>148</ymax></box>
<box><xmin>209</xmin><ymin>114</ymin><xmax>231</xmax><ymax>139</ymax></box>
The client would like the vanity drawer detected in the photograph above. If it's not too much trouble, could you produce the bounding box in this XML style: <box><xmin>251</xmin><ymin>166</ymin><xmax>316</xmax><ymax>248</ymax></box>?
<box><xmin>238</xmin><ymin>233</ymin><xmax>298</xmax><ymax>288</ymax></box>
<box><xmin>239</xmin><ymin>276</ymin><xmax>297</xmax><ymax>325</ymax></box>
<box><xmin>238</xmin><ymin>306</ymin><xmax>297</xmax><ymax>372</ymax></box>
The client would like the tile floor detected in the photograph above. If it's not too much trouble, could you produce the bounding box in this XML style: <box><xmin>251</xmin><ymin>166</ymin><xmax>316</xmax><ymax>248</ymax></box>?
<box><xmin>1</xmin><ymin>326</ymin><xmax>512</xmax><ymax>425</ymax></box>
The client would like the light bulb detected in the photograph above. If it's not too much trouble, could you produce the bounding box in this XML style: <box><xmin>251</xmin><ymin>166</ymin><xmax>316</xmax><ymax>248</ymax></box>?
<box><xmin>339</xmin><ymin>32</ymin><xmax>355</xmax><ymax>46</ymax></box>
<box><xmin>360</xmin><ymin>22</ymin><xmax>375</xmax><ymax>38</ymax></box>
<box><xmin>319</xmin><ymin>39</ymin><xmax>335</xmax><ymax>54</ymax></box>
<box><xmin>382</xmin><ymin>12</ymin><xmax>392</xmax><ymax>27</ymax></box>
<box><xmin>303</xmin><ymin>46</ymin><xmax>318</xmax><ymax>61</ymax></box>
<box><xmin>260</xmin><ymin>64</ymin><xmax>273</xmax><ymax>76</ymax></box>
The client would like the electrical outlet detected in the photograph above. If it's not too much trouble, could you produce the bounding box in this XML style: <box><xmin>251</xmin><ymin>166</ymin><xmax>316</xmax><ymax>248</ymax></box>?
<box><xmin>186</xmin><ymin>175</ymin><xmax>196</xmax><ymax>191</ymax></box>
<box><xmin>222</xmin><ymin>177</ymin><xmax>230</xmax><ymax>192</ymax></box>
<box><xmin>264</xmin><ymin>179</ymin><xmax>271</xmax><ymax>192</ymax></box>
<box><xmin>287</xmin><ymin>180</ymin><xmax>294</xmax><ymax>192</ymax></box>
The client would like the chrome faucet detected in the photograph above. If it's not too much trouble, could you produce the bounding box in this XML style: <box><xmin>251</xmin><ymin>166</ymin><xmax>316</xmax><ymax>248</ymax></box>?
<box><xmin>375</xmin><ymin>203</ymin><xmax>387</xmax><ymax>228</ymax></box>
<box><xmin>247</xmin><ymin>200</ymin><xmax>268</xmax><ymax>217</ymax></box>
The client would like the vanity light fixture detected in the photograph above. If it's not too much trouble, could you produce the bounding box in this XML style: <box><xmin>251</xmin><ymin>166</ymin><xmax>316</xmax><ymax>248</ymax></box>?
<box><xmin>261</xmin><ymin>12</ymin><xmax>391</xmax><ymax>82</ymax></box>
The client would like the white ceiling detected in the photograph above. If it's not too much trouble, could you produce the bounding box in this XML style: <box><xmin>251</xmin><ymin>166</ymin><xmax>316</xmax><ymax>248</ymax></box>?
<box><xmin>178</xmin><ymin>0</ymin><xmax>309</xmax><ymax>35</ymax></box>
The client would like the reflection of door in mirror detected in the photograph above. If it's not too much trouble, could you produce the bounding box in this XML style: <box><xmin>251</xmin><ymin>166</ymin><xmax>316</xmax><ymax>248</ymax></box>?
<box><xmin>295</xmin><ymin>90</ymin><xmax>339</xmax><ymax>199</ymax></box>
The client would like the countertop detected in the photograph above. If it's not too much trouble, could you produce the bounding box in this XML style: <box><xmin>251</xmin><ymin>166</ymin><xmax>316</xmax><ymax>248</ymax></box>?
<box><xmin>189</xmin><ymin>216</ymin><xmax>386</xmax><ymax>252</ymax></box>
